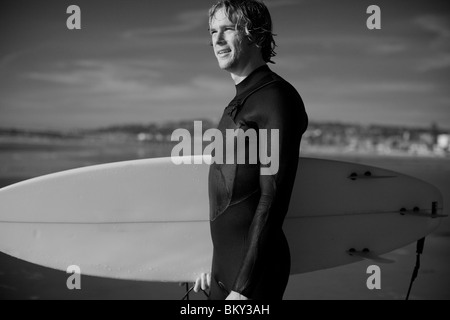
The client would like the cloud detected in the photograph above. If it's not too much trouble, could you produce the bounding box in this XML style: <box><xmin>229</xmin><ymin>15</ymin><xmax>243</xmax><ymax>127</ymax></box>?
<box><xmin>279</xmin><ymin>35</ymin><xmax>376</xmax><ymax>49</ymax></box>
<box><xmin>191</xmin><ymin>75</ymin><xmax>231</xmax><ymax>94</ymax></box>
<box><xmin>25</xmin><ymin>59</ymin><xmax>165</xmax><ymax>92</ymax></box>
<box><xmin>122</xmin><ymin>9</ymin><xmax>207</xmax><ymax>39</ymax></box>
<box><xmin>0</xmin><ymin>46</ymin><xmax>47</xmax><ymax>71</ymax></box>
<box><xmin>370</xmin><ymin>43</ymin><xmax>407</xmax><ymax>55</ymax></box>
<box><xmin>357</xmin><ymin>81</ymin><xmax>435</xmax><ymax>94</ymax></box>
<box><xmin>415</xmin><ymin>14</ymin><xmax>450</xmax><ymax>49</ymax></box>
<box><xmin>265</xmin><ymin>0</ymin><xmax>304</xmax><ymax>9</ymax></box>
<box><xmin>414</xmin><ymin>14</ymin><xmax>450</xmax><ymax>71</ymax></box>
<box><xmin>20</xmin><ymin>58</ymin><xmax>232</xmax><ymax>122</ymax></box>
<box><xmin>0</xmin><ymin>52</ymin><xmax>20</xmax><ymax>70</ymax></box>
<box><xmin>120</xmin><ymin>1</ymin><xmax>304</xmax><ymax>41</ymax></box>
<box><xmin>275</xmin><ymin>55</ymin><xmax>317</xmax><ymax>71</ymax></box>
<box><xmin>417</xmin><ymin>53</ymin><xmax>450</xmax><ymax>72</ymax></box>
<box><xmin>303</xmin><ymin>77</ymin><xmax>435</xmax><ymax>97</ymax></box>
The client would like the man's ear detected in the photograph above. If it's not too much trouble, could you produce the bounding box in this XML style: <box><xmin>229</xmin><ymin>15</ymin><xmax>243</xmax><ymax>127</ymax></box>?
<box><xmin>246</xmin><ymin>36</ymin><xmax>259</xmax><ymax>47</ymax></box>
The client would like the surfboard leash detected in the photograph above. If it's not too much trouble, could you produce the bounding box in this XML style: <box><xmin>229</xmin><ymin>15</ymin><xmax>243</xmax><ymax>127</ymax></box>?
<box><xmin>406</xmin><ymin>201</ymin><xmax>440</xmax><ymax>300</ymax></box>
<box><xmin>405</xmin><ymin>237</ymin><xmax>425</xmax><ymax>300</ymax></box>
<box><xmin>180</xmin><ymin>282</ymin><xmax>210</xmax><ymax>300</ymax></box>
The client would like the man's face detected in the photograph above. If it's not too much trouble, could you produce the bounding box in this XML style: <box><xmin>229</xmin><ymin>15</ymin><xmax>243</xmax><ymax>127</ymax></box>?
<box><xmin>209</xmin><ymin>8</ymin><xmax>253</xmax><ymax>73</ymax></box>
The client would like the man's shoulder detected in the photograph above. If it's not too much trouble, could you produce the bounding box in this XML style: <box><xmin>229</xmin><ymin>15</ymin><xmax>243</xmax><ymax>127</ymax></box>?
<box><xmin>254</xmin><ymin>72</ymin><xmax>302</xmax><ymax>104</ymax></box>
<box><xmin>244</xmin><ymin>74</ymin><xmax>305</xmax><ymax>121</ymax></box>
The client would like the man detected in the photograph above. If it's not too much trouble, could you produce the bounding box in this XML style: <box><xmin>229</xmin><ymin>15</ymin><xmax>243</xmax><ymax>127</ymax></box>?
<box><xmin>194</xmin><ymin>0</ymin><xmax>308</xmax><ymax>300</ymax></box>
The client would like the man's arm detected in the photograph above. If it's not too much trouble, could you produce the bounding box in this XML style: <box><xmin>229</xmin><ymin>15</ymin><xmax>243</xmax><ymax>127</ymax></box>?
<box><xmin>231</xmin><ymin>84</ymin><xmax>307</xmax><ymax>298</ymax></box>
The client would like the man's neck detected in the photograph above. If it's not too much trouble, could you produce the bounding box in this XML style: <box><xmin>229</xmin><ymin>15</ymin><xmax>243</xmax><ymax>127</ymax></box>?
<box><xmin>230</xmin><ymin>60</ymin><xmax>266</xmax><ymax>85</ymax></box>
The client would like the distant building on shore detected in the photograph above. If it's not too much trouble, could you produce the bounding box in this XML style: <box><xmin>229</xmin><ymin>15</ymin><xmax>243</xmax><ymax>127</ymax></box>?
<box><xmin>438</xmin><ymin>134</ymin><xmax>450</xmax><ymax>151</ymax></box>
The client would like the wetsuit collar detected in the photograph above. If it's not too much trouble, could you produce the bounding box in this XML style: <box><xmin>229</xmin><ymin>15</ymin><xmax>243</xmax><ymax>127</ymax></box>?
<box><xmin>235</xmin><ymin>64</ymin><xmax>272</xmax><ymax>97</ymax></box>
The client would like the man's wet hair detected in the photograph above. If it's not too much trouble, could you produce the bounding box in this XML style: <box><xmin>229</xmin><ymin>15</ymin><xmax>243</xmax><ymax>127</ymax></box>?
<box><xmin>209</xmin><ymin>0</ymin><xmax>277</xmax><ymax>64</ymax></box>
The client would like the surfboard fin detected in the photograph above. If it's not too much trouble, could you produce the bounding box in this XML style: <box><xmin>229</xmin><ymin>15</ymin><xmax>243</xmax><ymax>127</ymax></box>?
<box><xmin>348</xmin><ymin>171</ymin><xmax>396</xmax><ymax>180</ymax></box>
<box><xmin>346</xmin><ymin>248</ymin><xmax>395</xmax><ymax>263</ymax></box>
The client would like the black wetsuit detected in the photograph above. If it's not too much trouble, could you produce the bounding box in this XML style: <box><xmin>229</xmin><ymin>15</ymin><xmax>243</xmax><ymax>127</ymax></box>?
<box><xmin>208</xmin><ymin>65</ymin><xmax>308</xmax><ymax>299</ymax></box>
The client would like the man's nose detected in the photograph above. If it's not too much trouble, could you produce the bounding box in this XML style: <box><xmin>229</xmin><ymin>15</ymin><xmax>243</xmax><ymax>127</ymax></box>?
<box><xmin>213</xmin><ymin>31</ymin><xmax>226</xmax><ymax>46</ymax></box>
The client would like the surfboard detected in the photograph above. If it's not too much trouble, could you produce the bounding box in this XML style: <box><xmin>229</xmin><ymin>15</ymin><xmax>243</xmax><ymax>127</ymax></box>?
<box><xmin>0</xmin><ymin>156</ymin><xmax>445</xmax><ymax>282</ymax></box>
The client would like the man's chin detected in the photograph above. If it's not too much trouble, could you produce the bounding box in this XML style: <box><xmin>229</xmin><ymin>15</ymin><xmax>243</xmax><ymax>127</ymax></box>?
<box><xmin>218</xmin><ymin>64</ymin><xmax>228</xmax><ymax>71</ymax></box>
<box><xmin>217</xmin><ymin>59</ymin><xmax>232</xmax><ymax>71</ymax></box>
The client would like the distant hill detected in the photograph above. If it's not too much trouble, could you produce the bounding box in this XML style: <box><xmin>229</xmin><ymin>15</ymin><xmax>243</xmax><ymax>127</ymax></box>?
<box><xmin>0</xmin><ymin>120</ymin><xmax>448</xmax><ymax>157</ymax></box>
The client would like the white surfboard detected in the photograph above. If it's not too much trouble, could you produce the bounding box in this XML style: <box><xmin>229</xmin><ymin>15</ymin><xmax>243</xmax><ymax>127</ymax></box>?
<box><xmin>0</xmin><ymin>156</ymin><xmax>445</xmax><ymax>282</ymax></box>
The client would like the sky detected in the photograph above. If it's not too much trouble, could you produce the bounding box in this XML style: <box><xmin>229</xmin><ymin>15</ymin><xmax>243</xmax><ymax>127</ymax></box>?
<box><xmin>0</xmin><ymin>0</ymin><xmax>449</xmax><ymax>130</ymax></box>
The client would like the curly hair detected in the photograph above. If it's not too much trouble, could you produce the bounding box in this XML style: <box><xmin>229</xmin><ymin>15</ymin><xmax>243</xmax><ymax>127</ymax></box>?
<box><xmin>209</xmin><ymin>0</ymin><xmax>277</xmax><ymax>64</ymax></box>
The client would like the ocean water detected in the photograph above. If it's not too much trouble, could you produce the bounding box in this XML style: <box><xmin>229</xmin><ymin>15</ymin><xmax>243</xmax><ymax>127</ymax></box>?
<box><xmin>0</xmin><ymin>138</ymin><xmax>449</xmax><ymax>300</ymax></box>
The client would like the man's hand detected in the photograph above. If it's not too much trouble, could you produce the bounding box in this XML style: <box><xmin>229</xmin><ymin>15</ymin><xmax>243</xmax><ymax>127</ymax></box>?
<box><xmin>226</xmin><ymin>290</ymin><xmax>249</xmax><ymax>300</ymax></box>
<box><xmin>193</xmin><ymin>272</ymin><xmax>211</xmax><ymax>293</ymax></box>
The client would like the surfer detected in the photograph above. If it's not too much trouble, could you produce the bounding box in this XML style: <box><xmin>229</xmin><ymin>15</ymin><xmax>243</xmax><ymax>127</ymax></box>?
<box><xmin>194</xmin><ymin>0</ymin><xmax>308</xmax><ymax>300</ymax></box>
